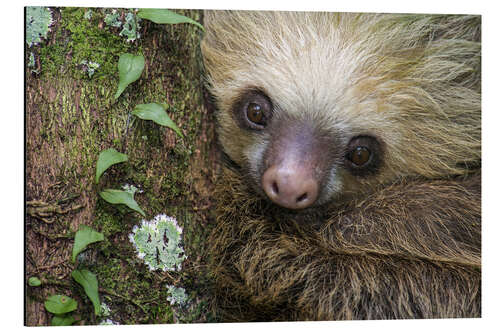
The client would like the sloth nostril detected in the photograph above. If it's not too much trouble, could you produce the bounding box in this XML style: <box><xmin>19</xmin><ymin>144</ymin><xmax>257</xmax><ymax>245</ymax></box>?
<box><xmin>296</xmin><ymin>192</ymin><xmax>308</xmax><ymax>203</ymax></box>
<box><xmin>272</xmin><ymin>181</ymin><xmax>280</xmax><ymax>195</ymax></box>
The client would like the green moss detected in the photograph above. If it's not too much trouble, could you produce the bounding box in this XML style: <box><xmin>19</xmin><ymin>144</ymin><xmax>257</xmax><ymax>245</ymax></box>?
<box><xmin>92</xmin><ymin>257</ymin><xmax>125</xmax><ymax>292</ymax></box>
<box><xmin>27</xmin><ymin>7</ymin><xmax>214</xmax><ymax>325</ymax></box>
<box><xmin>39</xmin><ymin>8</ymin><xmax>135</xmax><ymax>80</ymax></box>
<box><xmin>93</xmin><ymin>205</ymin><xmax>124</xmax><ymax>237</ymax></box>
<box><xmin>149</xmin><ymin>304</ymin><xmax>174</xmax><ymax>323</ymax></box>
<box><xmin>91</xmin><ymin>249</ymin><xmax>177</xmax><ymax>324</ymax></box>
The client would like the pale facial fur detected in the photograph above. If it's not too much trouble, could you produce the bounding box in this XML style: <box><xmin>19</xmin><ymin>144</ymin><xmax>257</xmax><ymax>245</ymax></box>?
<box><xmin>201</xmin><ymin>11</ymin><xmax>481</xmax><ymax>205</ymax></box>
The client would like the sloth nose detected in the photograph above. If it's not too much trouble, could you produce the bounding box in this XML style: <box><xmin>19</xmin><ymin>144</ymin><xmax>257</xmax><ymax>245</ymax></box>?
<box><xmin>262</xmin><ymin>164</ymin><xmax>319</xmax><ymax>210</ymax></box>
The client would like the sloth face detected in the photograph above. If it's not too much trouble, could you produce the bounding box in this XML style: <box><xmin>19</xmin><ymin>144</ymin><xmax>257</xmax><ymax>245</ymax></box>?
<box><xmin>229</xmin><ymin>89</ymin><xmax>385</xmax><ymax>209</ymax></box>
<box><xmin>201</xmin><ymin>13</ymin><xmax>407</xmax><ymax>209</ymax></box>
<box><xmin>202</xmin><ymin>11</ymin><xmax>481</xmax><ymax>210</ymax></box>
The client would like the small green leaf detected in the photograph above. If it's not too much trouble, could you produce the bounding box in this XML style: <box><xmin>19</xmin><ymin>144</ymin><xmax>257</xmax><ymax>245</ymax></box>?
<box><xmin>95</xmin><ymin>148</ymin><xmax>128</xmax><ymax>184</ymax></box>
<box><xmin>44</xmin><ymin>295</ymin><xmax>78</xmax><ymax>315</ymax></box>
<box><xmin>99</xmin><ymin>189</ymin><xmax>146</xmax><ymax>217</ymax></box>
<box><xmin>51</xmin><ymin>314</ymin><xmax>76</xmax><ymax>326</ymax></box>
<box><xmin>28</xmin><ymin>277</ymin><xmax>42</xmax><ymax>287</ymax></box>
<box><xmin>114</xmin><ymin>53</ymin><xmax>145</xmax><ymax>99</ymax></box>
<box><xmin>72</xmin><ymin>269</ymin><xmax>101</xmax><ymax>316</ymax></box>
<box><xmin>132</xmin><ymin>103</ymin><xmax>183</xmax><ymax>138</ymax></box>
<box><xmin>137</xmin><ymin>8</ymin><xmax>204</xmax><ymax>31</ymax></box>
<box><xmin>72</xmin><ymin>225</ymin><xmax>105</xmax><ymax>263</ymax></box>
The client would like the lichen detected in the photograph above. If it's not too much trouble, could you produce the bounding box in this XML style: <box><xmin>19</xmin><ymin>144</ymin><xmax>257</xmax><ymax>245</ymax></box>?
<box><xmin>166</xmin><ymin>285</ymin><xmax>189</xmax><ymax>307</ymax></box>
<box><xmin>26</xmin><ymin>7</ymin><xmax>53</xmax><ymax>47</ymax></box>
<box><xmin>104</xmin><ymin>9</ymin><xmax>141</xmax><ymax>42</ymax></box>
<box><xmin>129</xmin><ymin>214</ymin><xmax>187</xmax><ymax>272</ymax></box>
<box><xmin>104</xmin><ymin>10</ymin><xmax>122</xmax><ymax>28</ymax></box>
<box><xmin>120</xmin><ymin>12</ymin><xmax>141</xmax><ymax>42</ymax></box>
<box><xmin>28</xmin><ymin>52</ymin><xmax>40</xmax><ymax>74</ymax></box>
<box><xmin>83</xmin><ymin>9</ymin><xmax>93</xmax><ymax>20</ymax></box>
<box><xmin>28</xmin><ymin>52</ymin><xmax>36</xmax><ymax>67</ymax></box>
<box><xmin>97</xmin><ymin>302</ymin><xmax>120</xmax><ymax>325</ymax></box>
<box><xmin>38</xmin><ymin>7</ymin><xmax>135</xmax><ymax>80</ymax></box>
<box><xmin>26</xmin><ymin>8</ymin><xmax>213</xmax><ymax>325</ymax></box>
<box><xmin>80</xmin><ymin>60</ymin><xmax>100</xmax><ymax>78</ymax></box>
<box><xmin>99</xmin><ymin>318</ymin><xmax>120</xmax><ymax>325</ymax></box>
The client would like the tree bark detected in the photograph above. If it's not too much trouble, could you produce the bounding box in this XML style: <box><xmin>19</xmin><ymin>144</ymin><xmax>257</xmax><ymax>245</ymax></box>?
<box><xmin>25</xmin><ymin>7</ymin><xmax>218</xmax><ymax>325</ymax></box>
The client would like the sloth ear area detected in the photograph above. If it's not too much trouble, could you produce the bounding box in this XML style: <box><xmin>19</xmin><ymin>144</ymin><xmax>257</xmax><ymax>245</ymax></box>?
<box><xmin>231</xmin><ymin>90</ymin><xmax>274</xmax><ymax>130</ymax></box>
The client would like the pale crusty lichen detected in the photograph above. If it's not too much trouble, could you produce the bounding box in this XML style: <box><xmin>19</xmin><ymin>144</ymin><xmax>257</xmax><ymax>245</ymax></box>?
<box><xmin>26</xmin><ymin>7</ymin><xmax>53</xmax><ymax>47</ymax></box>
<box><xmin>129</xmin><ymin>214</ymin><xmax>187</xmax><ymax>272</ymax></box>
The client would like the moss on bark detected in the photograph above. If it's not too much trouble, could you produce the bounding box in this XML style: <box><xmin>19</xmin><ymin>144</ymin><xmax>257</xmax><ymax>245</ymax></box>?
<box><xmin>25</xmin><ymin>7</ymin><xmax>218</xmax><ymax>325</ymax></box>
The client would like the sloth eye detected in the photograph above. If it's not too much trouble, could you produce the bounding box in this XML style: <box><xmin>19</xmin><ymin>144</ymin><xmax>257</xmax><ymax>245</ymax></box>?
<box><xmin>345</xmin><ymin>136</ymin><xmax>382</xmax><ymax>176</ymax></box>
<box><xmin>349</xmin><ymin>146</ymin><xmax>371</xmax><ymax>166</ymax></box>
<box><xmin>232</xmin><ymin>90</ymin><xmax>273</xmax><ymax>130</ymax></box>
<box><xmin>246</xmin><ymin>103</ymin><xmax>265</xmax><ymax>125</ymax></box>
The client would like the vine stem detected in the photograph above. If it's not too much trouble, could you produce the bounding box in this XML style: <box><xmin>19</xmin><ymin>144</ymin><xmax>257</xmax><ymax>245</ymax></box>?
<box><xmin>98</xmin><ymin>288</ymin><xmax>148</xmax><ymax>314</ymax></box>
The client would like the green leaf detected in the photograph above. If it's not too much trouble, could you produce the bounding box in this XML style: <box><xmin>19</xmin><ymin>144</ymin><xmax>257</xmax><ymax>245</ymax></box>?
<box><xmin>95</xmin><ymin>148</ymin><xmax>128</xmax><ymax>184</ymax></box>
<box><xmin>72</xmin><ymin>269</ymin><xmax>101</xmax><ymax>316</ymax></box>
<box><xmin>137</xmin><ymin>8</ymin><xmax>204</xmax><ymax>31</ymax></box>
<box><xmin>28</xmin><ymin>277</ymin><xmax>42</xmax><ymax>287</ymax></box>
<box><xmin>114</xmin><ymin>53</ymin><xmax>145</xmax><ymax>99</ymax></box>
<box><xmin>44</xmin><ymin>295</ymin><xmax>78</xmax><ymax>315</ymax></box>
<box><xmin>99</xmin><ymin>189</ymin><xmax>146</xmax><ymax>217</ymax></box>
<box><xmin>51</xmin><ymin>314</ymin><xmax>76</xmax><ymax>326</ymax></box>
<box><xmin>132</xmin><ymin>103</ymin><xmax>183</xmax><ymax>138</ymax></box>
<box><xmin>72</xmin><ymin>225</ymin><xmax>105</xmax><ymax>263</ymax></box>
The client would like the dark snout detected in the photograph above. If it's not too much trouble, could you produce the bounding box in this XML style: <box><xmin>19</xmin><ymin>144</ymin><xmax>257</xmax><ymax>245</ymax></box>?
<box><xmin>262</xmin><ymin>159</ymin><xmax>319</xmax><ymax>209</ymax></box>
<box><xmin>261</xmin><ymin>119</ymin><xmax>332</xmax><ymax>210</ymax></box>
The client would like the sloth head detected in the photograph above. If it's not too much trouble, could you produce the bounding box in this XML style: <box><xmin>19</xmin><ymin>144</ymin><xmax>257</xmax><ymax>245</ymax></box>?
<box><xmin>201</xmin><ymin>11</ymin><xmax>481</xmax><ymax>209</ymax></box>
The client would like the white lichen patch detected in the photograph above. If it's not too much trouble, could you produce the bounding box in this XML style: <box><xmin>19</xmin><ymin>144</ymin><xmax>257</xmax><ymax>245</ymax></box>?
<box><xmin>28</xmin><ymin>52</ymin><xmax>36</xmax><ymax>67</ymax></box>
<box><xmin>122</xmin><ymin>183</ymin><xmax>143</xmax><ymax>194</ymax></box>
<box><xmin>120</xmin><ymin>12</ymin><xmax>141</xmax><ymax>42</ymax></box>
<box><xmin>80</xmin><ymin>60</ymin><xmax>100</xmax><ymax>78</ymax></box>
<box><xmin>104</xmin><ymin>10</ymin><xmax>122</xmax><ymax>28</ymax></box>
<box><xmin>104</xmin><ymin>9</ymin><xmax>141</xmax><ymax>42</ymax></box>
<box><xmin>84</xmin><ymin>9</ymin><xmax>93</xmax><ymax>20</ymax></box>
<box><xmin>97</xmin><ymin>302</ymin><xmax>120</xmax><ymax>325</ymax></box>
<box><xmin>129</xmin><ymin>214</ymin><xmax>187</xmax><ymax>272</ymax></box>
<box><xmin>99</xmin><ymin>319</ymin><xmax>120</xmax><ymax>325</ymax></box>
<box><xmin>26</xmin><ymin>7</ymin><xmax>53</xmax><ymax>47</ymax></box>
<box><xmin>166</xmin><ymin>285</ymin><xmax>189</xmax><ymax>307</ymax></box>
<box><xmin>99</xmin><ymin>302</ymin><xmax>111</xmax><ymax>317</ymax></box>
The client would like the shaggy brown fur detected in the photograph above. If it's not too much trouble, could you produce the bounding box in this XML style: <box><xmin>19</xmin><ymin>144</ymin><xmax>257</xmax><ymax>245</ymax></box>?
<box><xmin>209</xmin><ymin>168</ymin><xmax>480</xmax><ymax>321</ymax></box>
<box><xmin>201</xmin><ymin>11</ymin><xmax>481</xmax><ymax>321</ymax></box>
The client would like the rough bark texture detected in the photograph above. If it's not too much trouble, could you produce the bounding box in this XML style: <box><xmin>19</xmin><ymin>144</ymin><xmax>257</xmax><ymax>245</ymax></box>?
<box><xmin>25</xmin><ymin>7</ymin><xmax>218</xmax><ymax>325</ymax></box>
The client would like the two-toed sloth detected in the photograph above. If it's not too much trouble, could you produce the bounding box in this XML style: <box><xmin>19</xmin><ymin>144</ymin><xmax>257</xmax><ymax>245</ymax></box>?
<box><xmin>201</xmin><ymin>11</ymin><xmax>481</xmax><ymax>321</ymax></box>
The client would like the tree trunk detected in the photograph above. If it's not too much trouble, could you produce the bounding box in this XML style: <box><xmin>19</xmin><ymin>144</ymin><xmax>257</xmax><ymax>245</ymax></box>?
<box><xmin>25</xmin><ymin>7</ymin><xmax>218</xmax><ymax>325</ymax></box>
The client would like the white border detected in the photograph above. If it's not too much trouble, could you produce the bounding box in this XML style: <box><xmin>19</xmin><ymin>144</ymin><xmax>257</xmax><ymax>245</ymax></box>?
<box><xmin>5</xmin><ymin>1</ymin><xmax>498</xmax><ymax>332</ymax></box>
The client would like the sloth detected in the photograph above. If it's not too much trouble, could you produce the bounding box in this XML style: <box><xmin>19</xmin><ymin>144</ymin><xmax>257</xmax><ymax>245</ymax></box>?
<box><xmin>200</xmin><ymin>11</ymin><xmax>481</xmax><ymax>321</ymax></box>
